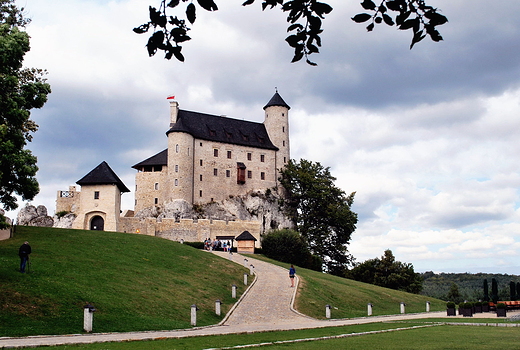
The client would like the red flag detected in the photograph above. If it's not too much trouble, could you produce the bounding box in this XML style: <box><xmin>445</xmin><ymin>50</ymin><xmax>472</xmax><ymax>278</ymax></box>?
<box><xmin>167</xmin><ymin>95</ymin><xmax>175</xmax><ymax>100</ymax></box>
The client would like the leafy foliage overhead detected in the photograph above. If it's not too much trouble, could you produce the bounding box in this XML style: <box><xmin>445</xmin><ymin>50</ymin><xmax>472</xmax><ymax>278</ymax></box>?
<box><xmin>134</xmin><ymin>0</ymin><xmax>447</xmax><ymax>65</ymax></box>
<box><xmin>352</xmin><ymin>0</ymin><xmax>448</xmax><ymax>49</ymax></box>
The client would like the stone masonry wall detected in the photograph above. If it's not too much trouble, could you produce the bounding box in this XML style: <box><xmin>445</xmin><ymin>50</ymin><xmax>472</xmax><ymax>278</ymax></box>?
<box><xmin>118</xmin><ymin>217</ymin><xmax>261</xmax><ymax>246</ymax></box>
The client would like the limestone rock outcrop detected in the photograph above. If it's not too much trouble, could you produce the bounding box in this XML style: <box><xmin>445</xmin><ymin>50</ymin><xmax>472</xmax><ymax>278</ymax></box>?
<box><xmin>135</xmin><ymin>189</ymin><xmax>293</xmax><ymax>234</ymax></box>
<box><xmin>17</xmin><ymin>205</ymin><xmax>54</xmax><ymax>227</ymax></box>
<box><xmin>0</xmin><ymin>208</ymin><xmax>12</xmax><ymax>226</ymax></box>
<box><xmin>53</xmin><ymin>213</ymin><xmax>77</xmax><ymax>228</ymax></box>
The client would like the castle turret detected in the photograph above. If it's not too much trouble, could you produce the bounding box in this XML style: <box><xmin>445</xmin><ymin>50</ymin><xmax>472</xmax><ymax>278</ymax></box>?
<box><xmin>263</xmin><ymin>92</ymin><xmax>291</xmax><ymax>178</ymax></box>
<box><xmin>166</xmin><ymin>100</ymin><xmax>195</xmax><ymax>204</ymax></box>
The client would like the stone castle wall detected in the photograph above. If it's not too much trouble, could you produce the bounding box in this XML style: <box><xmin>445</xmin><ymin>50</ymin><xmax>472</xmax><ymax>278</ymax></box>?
<box><xmin>118</xmin><ymin>217</ymin><xmax>261</xmax><ymax>245</ymax></box>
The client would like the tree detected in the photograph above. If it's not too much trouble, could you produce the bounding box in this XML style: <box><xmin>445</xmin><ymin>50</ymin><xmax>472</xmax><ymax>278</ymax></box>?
<box><xmin>346</xmin><ymin>249</ymin><xmax>423</xmax><ymax>294</ymax></box>
<box><xmin>446</xmin><ymin>282</ymin><xmax>462</xmax><ymax>304</ymax></box>
<box><xmin>483</xmin><ymin>279</ymin><xmax>489</xmax><ymax>302</ymax></box>
<box><xmin>491</xmin><ymin>278</ymin><xmax>499</xmax><ymax>303</ymax></box>
<box><xmin>0</xmin><ymin>0</ymin><xmax>50</xmax><ymax>228</ymax></box>
<box><xmin>134</xmin><ymin>0</ymin><xmax>447</xmax><ymax>65</ymax></box>
<box><xmin>510</xmin><ymin>281</ymin><xmax>516</xmax><ymax>301</ymax></box>
<box><xmin>279</xmin><ymin>159</ymin><xmax>357</xmax><ymax>275</ymax></box>
<box><xmin>261</xmin><ymin>229</ymin><xmax>322</xmax><ymax>271</ymax></box>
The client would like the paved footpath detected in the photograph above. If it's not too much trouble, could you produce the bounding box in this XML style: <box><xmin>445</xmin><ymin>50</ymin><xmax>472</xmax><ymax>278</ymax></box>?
<box><xmin>0</xmin><ymin>252</ymin><xmax>516</xmax><ymax>348</ymax></box>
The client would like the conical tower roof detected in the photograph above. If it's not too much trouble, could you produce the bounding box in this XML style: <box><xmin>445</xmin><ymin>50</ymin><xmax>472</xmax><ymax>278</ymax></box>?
<box><xmin>263</xmin><ymin>92</ymin><xmax>291</xmax><ymax>110</ymax></box>
<box><xmin>77</xmin><ymin>161</ymin><xmax>130</xmax><ymax>193</ymax></box>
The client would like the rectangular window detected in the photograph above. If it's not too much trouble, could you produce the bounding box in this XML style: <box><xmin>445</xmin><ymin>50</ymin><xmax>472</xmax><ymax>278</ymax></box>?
<box><xmin>213</xmin><ymin>168</ymin><xmax>218</xmax><ymax>176</ymax></box>
<box><xmin>261</xmin><ymin>172</ymin><xmax>265</xmax><ymax>180</ymax></box>
<box><xmin>226</xmin><ymin>170</ymin><xmax>230</xmax><ymax>177</ymax></box>
<box><xmin>200</xmin><ymin>174</ymin><xmax>203</xmax><ymax>181</ymax></box>
<box><xmin>247</xmin><ymin>153</ymin><xmax>252</xmax><ymax>161</ymax></box>
<box><xmin>175</xmin><ymin>179</ymin><xmax>178</xmax><ymax>186</ymax></box>
<box><xmin>154</xmin><ymin>183</ymin><xmax>159</xmax><ymax>190</ymax></box>
<box><xmin>200</xmin><ymin>159</ymin><xmax>203</xmax><ymax>166</ymax></box>
<box><xmin>94</xmin><ymin>191</ymin><xmax>99</xmax><ymax>199</ymax></box>
<box><xmin>154</xmin><ymin>198</ymin><xmax>158</xmax><ymax>205</ymax></box>
<box><xmin>237</xmin><ymin>163</ymin><xmax>246</xmax><ymax>184</ymax></box>
<box><xmin>247</xmin><ymin>170</ymin><xmax>252</xmax><ymax>179</ymax></box>
<box><xmin>227</xmin><ymin>150</ymin><xmax>232</xmax><ymax>159</ymax></box>
<box><xmin>260</xmin><ymin>154</ymin><xmax>265</xmax><ymax>162</ymax></box>
<box><xmin>175</xmin><ymin>165</ymin><xmax>178</xmax><ymax>172</ymax></box>
<box><xmin>214</xmin><ymin>149</ymin><xmax>218</xmax><ymax>157</ymax></box>
<box><xmin>199</xmin><ymin>190</ymin><xmax>203</xmax><ymax>197</ymax></box>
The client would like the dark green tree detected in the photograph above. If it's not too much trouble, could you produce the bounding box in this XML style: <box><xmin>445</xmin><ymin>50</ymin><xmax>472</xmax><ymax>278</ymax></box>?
<box><xmin>510</xmin><ymin>281</ymin><xmax>516</xmax><ymax>301</ymax></box>
<box><xmin>261</xmin><ymin>229</ymin><xmax>322</xmax><ymax>271</ymax></box>
<box><xmin>491</xmin><ymin>278</ymin><xmax>499</xmax><ymax>303</ymax></box>
<box><xmin>346</xmin><ymin>249</ymin><xmax>423</xmax><ymax>294</ymax></box>
<box><xmin>0</xmin><ymin>0</ymin><xmax>51</xmax><ymax>228</ymax></box>
<box><xmin>446</xmin><ymin>282</ymin><xmax>462</xmax><ymax>304</ymax></box>
<box><xmin>517</xmin><ymin>282</ymin><xmax>520</xmax><ymax>301</ymax></box>
<box><xmin>483</xmin><ymin>279</ymin><xmax>489</xmax><ymax>302</ymax></box>
<box><xmin>134</xmin><ymin>0</ymin><xmax>447</xmax><ymax>65</ymax></box>
<box><xmin>279</xmin><ymin>159</ymin><xmax>357</xmax><ymax>275</ymax></box>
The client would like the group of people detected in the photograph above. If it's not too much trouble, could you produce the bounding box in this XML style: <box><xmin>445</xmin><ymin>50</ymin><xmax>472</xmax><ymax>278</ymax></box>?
<box><xmin>203</xmin><ymin>238</ymin><xmax>233</xmax><ymax>253</ymax></box>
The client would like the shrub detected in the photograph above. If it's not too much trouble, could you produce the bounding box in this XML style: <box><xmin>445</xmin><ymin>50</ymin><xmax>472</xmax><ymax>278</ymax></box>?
<box><xmin>185</xmin><ymin>241</ymin><xmax>204</xmax><ymax>249</ymax></box>
<box><xmin>261</xmin><ymin>229</ymin><xmax>322</xmax><ymax>271</ymax></box>
<box><xmin>496</xmin><ymin>303</ymin><xmax>506</xmax><ymax>309</ymax></box>
<box><xmin>446</xmin><ymin>302</ymin><xmax>456</xmax><ymax>308</ymax></box>
<box><xmin>55</xmin><ymin>211</ymin><xmax>70</xmax><ymax>219</ymax></box>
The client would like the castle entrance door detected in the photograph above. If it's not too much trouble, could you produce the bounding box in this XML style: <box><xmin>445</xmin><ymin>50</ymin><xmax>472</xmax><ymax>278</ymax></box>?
<box><xmin>90</xmin><ymin>216</ymin><xmax>104</xmax><ymax>231</ymax></box>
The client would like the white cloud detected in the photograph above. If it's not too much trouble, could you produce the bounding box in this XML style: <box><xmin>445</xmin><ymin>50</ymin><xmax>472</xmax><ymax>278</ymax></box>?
<box><xmin>6</xmin><ymin>0</ymin><xmax>520</xmax><ymax>274</ymax></box>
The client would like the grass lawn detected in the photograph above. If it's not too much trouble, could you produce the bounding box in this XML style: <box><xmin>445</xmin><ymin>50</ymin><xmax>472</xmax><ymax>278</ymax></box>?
<box><xmin>0</xmin><ymin>226</ymin><xmax>248</xmax><ymax>336</ymax></box>
<box><xmin>1</xmin><ymin>226</ymin><xmax>447</xmax><ymax>338</ymax></box>
<box><xmin>251</xmin><ymin>255</ymin><xmax>446</xmax><ymax>318</ymax></box>
<box><xmin>40</xmin><ymin>321</ymin><xmax>520</xmax><ymax>349</ymax></box>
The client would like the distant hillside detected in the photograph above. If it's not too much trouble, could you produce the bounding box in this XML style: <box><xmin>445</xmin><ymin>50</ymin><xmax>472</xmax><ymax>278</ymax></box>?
<box><xmin>420</xmin><ymin>271</ymin><xmax>520</xmax><ymax>302</ymax></box>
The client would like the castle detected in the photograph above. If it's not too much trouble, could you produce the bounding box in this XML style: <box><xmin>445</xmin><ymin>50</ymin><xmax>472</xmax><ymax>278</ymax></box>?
<box><xmin>56</xmin><ymin>92</ymin><xmax>292</xmax><ymax>246</ymax></box>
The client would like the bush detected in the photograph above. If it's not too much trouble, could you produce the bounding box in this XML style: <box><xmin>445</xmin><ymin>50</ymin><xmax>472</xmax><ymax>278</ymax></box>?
<box><xmin>261</xmin><ymin>229</ymin><xmax>322</xmax><ymax>271</ymax></box>
<box><xmin>446</xmin><ymin>302</ymin><xmax>456</xmax><ymax>308</ymax></box>
<box><xmin>184</xmin><ymin>241</ymin><xmax>204</xmax><ymax>249</ymax></box>
<box><xmin>55</xmin><ymin>210</ymin><xmax>70</xmax><ymax>219</ymax></box>
<box><xmin>496</xmin><ymin>303</ymin><xmax>506</xmax><ymax>309</ymax></box>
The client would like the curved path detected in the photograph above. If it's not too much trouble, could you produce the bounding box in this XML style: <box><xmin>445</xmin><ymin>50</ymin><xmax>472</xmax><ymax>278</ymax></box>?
<box><xmin>0</xmin><ymin>252</ymin><xmax>509</xmax><ymax>348</ymax></box>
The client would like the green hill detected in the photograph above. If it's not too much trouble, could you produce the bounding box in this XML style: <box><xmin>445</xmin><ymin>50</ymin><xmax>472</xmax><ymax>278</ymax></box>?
<box><xmin>1</xmin><ymin>226</ymin><xmax>445</xmax><ymax>338</ymax></box>
<box><xmin>0</xmin><ymin>226</ymin><xmax>249</xmax><ymax>337</ymax></box>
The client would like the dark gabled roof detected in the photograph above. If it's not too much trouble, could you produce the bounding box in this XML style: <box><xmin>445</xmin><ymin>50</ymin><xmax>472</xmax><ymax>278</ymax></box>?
<box><xmin>263</xmin><ymin>92</ymin><xmax>291</xmax><ymax>110</ymax></box>
<box><xmin>235</xmin><ymin>231</ymin><xmax>257</xmax><ymax>241</ymax></box>
<box><xmin>132</xmin><ymin>149</ymin><xmax>167</xmax><ymax>169</ymax></box>
<box><xmin>77</xmin><ymin>161</ymin><xmax>130</xmax><ymax>193</ymax></box>
<box><xmin>166</xmin><ymin>110</ymin><xmax>278</xmax><ymax>150</ymax></box>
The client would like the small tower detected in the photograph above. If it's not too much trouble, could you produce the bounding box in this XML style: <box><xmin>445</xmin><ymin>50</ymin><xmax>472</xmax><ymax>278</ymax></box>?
<box><xmin>263</xmin><ymin>91</ymin><xmax>291</xmax><ymax>178</ymax></box>
<box><xmin>72</xmin><ymin>161</ymin><xmax>130</xmax><ymax>232</ymax></box>
<box><xmin>166</xmin><ymin>99</ymin><xmax>195</xmax><ymax>204</ymax></box>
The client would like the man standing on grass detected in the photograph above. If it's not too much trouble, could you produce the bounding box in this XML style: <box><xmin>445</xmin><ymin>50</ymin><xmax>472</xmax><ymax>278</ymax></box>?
<box><xmin>18</xmin><ymin>241</ymin><xmax>31</xmax><ymax>273</ymax></box>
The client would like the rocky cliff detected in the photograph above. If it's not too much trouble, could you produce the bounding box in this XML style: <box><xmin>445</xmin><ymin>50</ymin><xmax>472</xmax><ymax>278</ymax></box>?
<box><xmin>135</xmin><ymin>189</ymin><xmax>293</xmax><ymax>235</ymax></box>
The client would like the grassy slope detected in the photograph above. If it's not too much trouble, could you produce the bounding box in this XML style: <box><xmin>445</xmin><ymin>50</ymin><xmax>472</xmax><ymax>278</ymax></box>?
<box><xmin>0</xmin><ymin>226</ymin><xmax>248</xmax><ymax>336</ymax></box>
<box><xmin>252</xmin><ymin>255</ymin><xmax>446</xmax><ymax>318</ymax></box>
<box><xmin>1</xmin><ymin>227</ymin><xmax>445</xmax><ymax>338</ymax></box>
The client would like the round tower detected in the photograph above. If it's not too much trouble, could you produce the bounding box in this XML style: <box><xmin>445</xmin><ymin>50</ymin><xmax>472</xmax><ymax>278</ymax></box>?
<box><xmin>263</xmin><ymin>92</ymin><xmax>291</xmax><ymax>175</ymax></box>
<box><xmin>166</xmin><ymin>100</ymin><xmax>195</xmax><ymax>205</ymax></box>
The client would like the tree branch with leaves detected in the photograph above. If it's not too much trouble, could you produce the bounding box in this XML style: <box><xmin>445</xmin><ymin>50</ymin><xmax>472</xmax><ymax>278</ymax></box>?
<box><xmin>0</xmin><ymin>0</ymin><xmax>51</xmax><ymax>228</ymax></box>
<box><xmin>134</xmin><ymin>0</ymin><xmax>447</xmax><ymax>65</ymax></box>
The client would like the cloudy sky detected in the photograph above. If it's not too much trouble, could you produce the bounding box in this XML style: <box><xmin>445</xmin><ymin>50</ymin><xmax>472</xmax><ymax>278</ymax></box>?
<box><xmin>7</xmin><ymin>0</ymin><xmax>520</xmax><ymax>274</ymax></box>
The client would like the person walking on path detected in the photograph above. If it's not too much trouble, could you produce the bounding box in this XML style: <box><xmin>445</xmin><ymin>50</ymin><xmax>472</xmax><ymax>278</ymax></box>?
<box><xmin>18</xmin><ymin>241</ymin><xmax>31</xmax><ymax>273</ymax></box>
<box><xmin>289</xmin><ymin>264</ymin><xmax>296</xmax><ymax>287</ymax></box>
